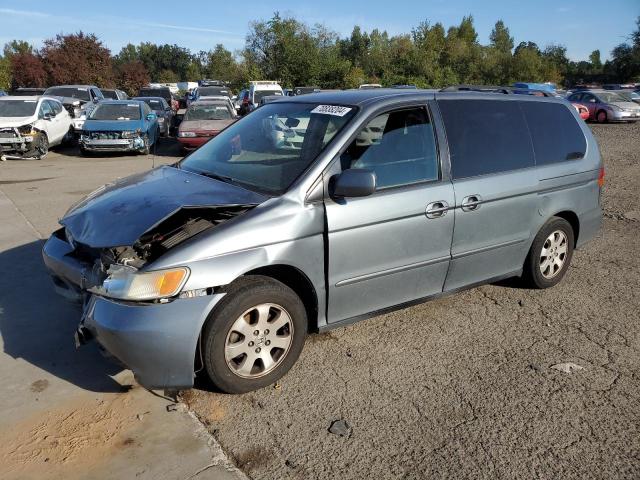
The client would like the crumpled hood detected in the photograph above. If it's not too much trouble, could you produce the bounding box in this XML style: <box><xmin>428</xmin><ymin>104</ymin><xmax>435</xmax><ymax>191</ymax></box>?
<box><xmin>61</xmin><ymin>166</ymin><xmax>268</xmax><ymax>248</ymax></box>
<box><xmin>0</xmin><ymin>116</ymin><xmax>36</xmax><ymax>128</ymax></box>
<box><xmin>82</xmin><ymin>119</ymin><xmax>144</xmax><ymax>132</ymax></box>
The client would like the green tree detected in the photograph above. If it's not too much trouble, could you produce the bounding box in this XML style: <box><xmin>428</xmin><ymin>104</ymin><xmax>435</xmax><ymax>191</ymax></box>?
<box><xmin>0</xmin><ymin>55</ymin><xmax>11</xmax><ymax>90</ymax></box>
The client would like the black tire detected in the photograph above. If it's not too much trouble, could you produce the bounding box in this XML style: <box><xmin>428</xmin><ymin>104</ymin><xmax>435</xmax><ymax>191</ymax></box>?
<box><xmin>596</xmin><ymin>109</ymin><xmax>608</xmax><ymax>123</ymax></box>
<box><xmin>202</xmin><ymin>275</ymin><xmax>307</xmax><ymax>394</ymax></box>
<box><xmin>27</xmin><ymin>133</ymin><xmax>48</xmax><ymax>159</ymax></box>
<box><xmin>523</xmin><ymin>217</ymin><xmax>574</xmax><ymax>289</ymax></box>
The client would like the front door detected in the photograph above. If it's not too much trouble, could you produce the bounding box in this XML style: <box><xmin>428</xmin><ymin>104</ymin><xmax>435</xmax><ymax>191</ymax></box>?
<box><xmin>325</xmin><ymin>105</ymin><xmax>455</xmax><ymax>323</ymax></box>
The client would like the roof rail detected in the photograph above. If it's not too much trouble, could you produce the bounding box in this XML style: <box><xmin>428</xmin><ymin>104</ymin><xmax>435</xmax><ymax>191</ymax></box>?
<box><xmin>441</xmin><ymin>85</ymin><xmax>511</xmax><ymax>94</ymax></box>
<box><xmin>250</xmin><ymin>80</ymin><xmax>280</xmax><ymax>85</ymax></box>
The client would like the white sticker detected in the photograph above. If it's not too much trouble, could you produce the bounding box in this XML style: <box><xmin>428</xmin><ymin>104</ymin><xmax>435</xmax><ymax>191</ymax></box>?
<box><xmin>311</xmin><ymin>105</ymin><xmax>352</xmax><ymax>117</ymax></box>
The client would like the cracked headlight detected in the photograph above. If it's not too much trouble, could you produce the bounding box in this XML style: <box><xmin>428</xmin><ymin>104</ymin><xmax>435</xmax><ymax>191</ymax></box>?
<box><xmin>90</xmin><ymin>265</ymin><xmax>189</xmax><ymax>301</ymax></box>
<box><xmin>121</xmin><ymin>129</ymin><xmax>141</xmax><ymax>139</ymax></box>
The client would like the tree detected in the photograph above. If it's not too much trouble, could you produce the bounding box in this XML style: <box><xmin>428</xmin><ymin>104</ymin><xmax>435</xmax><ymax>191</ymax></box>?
<box><xmin>489</xmin><ymin>20</ymin><xmax>513</xmax><ymax>54</ymax></box>
<box><xmin>3</xmin><ymin>40</ymin><xmax>33</xmax><ymax>57</ymax></box>
<box><xmin>41</xmin><ymin>32</ymin><xmax>113</xmax><ymax>86</ymax></box>
<box><xmin>116</xmin><ymin>61</ymin><xmax>150</xmax><ymax>96</ymax></box>
<box><xmin>0</xmin><ymin>55</ymin><xmax>11</xmax><ymax>90</ymax></box>
<box><xmin>589</xmin><ymin>50</ymin><xmax>602</xmax><ymax>71</ymax></box>
<box><xmin>10</xmin><ymin>52</ymin><xmax>47</xmax><ymax>88</ymax></box>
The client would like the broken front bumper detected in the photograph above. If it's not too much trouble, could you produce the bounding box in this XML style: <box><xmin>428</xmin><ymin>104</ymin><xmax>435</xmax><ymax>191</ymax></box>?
<box><xmin>42</xmin><ymin>232</ymin><xmax>226</xmax><ymax>389</ymax></box>
<box><xmin>82</xmin><ymin>293</ymin><xmax>224</xmax><ymax>389</ymax></box>
<box><xmin>0</xmin><ymin>132</ymin><xmax>34</xmax><ymax>154</ymax></box>
<box><xmin>80</xmin><ymin>137</ymin><xmax>146</xmax><ymax>152</ymax></box>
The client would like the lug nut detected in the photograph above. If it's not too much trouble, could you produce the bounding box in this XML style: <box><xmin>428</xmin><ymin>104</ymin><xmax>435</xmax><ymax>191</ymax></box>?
<box><xmin>253</xmin><ymin>330</ymin><xmax>260</xmax><ymax>336</ymax></box>
<box><xmin>265</xmin><ymin>340</ymin><xmax>271</xmax><ymax>346</ymax></box>
<box><xmin>255</xmin><ymin>347</ymin><xmax>261</xmax><ymax>353</ymax></box>
<box><xmin>248</xmin><ymin>341</ymin><xmax>254</xmax><ymax>347</ymax></box>
<box><xmin>264</xmin><ymin>329</ymin><xmax>270</xmax><ymax>335</ymax></box>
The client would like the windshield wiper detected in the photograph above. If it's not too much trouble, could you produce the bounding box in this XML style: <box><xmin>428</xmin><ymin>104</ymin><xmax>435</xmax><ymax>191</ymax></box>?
<box><xmin>196</xmin><ymin>171</ymin><xmax>237</xmax><ymax>184</ymax></box>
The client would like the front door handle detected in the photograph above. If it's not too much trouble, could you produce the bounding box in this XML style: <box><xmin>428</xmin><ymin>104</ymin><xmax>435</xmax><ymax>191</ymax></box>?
<box><xmin>461</xmin><ymin>194</ymin><xmax>482</xmax><ymax>212</ymax></box>
<box><xmin>426</xmin><ymin>201</ymin><xmax>449</xmax><ymax>219</ymax></box>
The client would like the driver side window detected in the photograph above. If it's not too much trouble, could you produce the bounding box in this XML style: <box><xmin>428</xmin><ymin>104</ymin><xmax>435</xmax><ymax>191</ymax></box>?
<box><xmin>39</xmin><ymin>101</ymin><xmax>54</xmax><ymax>119</ymax></box>
<box><xmin>339</xmin><ymin>107</ymin><xmax>439</xmax><ymax>189</ymax></box>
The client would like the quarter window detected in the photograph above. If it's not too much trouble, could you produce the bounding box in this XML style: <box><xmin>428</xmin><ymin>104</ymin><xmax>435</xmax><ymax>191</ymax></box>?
<box><xmin>438</xmin><ymin>99</ymin><xmax>535</xmax><ymax>179</ymax></box>
<box><xmin>520</xmin><ymin>102</ymin><xmax>586</xmax><ymax>165</ymax></box>
<box><xmin>340</xmin><ymin>107</ymin><xmax>439</xmax><ymax>189</ymax></box>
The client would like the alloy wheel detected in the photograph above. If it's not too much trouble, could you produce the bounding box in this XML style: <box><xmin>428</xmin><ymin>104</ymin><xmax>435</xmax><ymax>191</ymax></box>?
<box><xmin>539</xmin><ymin>230</ymin><xmax>568</xmax><ymax>279</ymax></box>
<box><xmin>224</xmin><ymin>303</ymin><xmax>294</xmax><ymax>378</ymax></box>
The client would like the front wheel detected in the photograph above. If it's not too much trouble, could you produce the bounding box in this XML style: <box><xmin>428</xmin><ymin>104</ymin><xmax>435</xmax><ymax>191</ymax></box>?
<box><xmin>596</xmin><ymin>110</ymin><xmax>608</xmax><ymax>123</ymax></box>
<box><xmin>202</xmin><ymin>276</ymin><xmax>307</xmax><ymax>393</ymax></box>
<box><xmin>522</xmin><ymin>217</ymin><xmax>574</xmax><ymax>289</ymax></box>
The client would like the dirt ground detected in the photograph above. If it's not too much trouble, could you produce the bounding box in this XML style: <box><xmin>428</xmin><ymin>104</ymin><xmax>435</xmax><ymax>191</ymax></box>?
<box><xmin>184</xmin><ymin>122</ymin><xmax>640</xmax><ymax>479</ymax></box>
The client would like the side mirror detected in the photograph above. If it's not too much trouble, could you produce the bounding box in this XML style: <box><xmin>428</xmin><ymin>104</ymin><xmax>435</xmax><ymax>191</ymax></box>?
<box><xmin>146</xmin><ymin>113</ymin><xmax>157</xmax><ymax>121</ymax></box>
<box><xmin>43</xmin><ymin>113</ymin><xmax>53</xmax><ymax>120</ymax></box>
<box><xmin>332</xmin><ymin>169</ymin><xmax>376</xmax><ymax>198</ymax></box>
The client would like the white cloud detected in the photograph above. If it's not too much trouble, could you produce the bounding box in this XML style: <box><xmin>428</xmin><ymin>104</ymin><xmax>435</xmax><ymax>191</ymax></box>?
<box><xmin>0</xmin><ymin>8</ymin><xmax>52</xmax><ymax>17</ymax></box>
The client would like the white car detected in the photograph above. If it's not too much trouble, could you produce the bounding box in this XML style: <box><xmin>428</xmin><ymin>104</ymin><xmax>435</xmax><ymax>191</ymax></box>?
<box><xmin>0</xmin><ymin>96</ymin><xmax>72</xmax><ymax>159</ymax></box>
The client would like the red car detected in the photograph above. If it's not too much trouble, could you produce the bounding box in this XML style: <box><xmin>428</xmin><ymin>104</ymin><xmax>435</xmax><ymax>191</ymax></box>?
<box><xmin>177</xmin><ymin>100</ymin><xmax>237</xmax><ymax>151</ymax></box>
<box><xmin>571</xmin><ymin>102</ymin><xmax>590</xmax><ymax>120</ymax></box>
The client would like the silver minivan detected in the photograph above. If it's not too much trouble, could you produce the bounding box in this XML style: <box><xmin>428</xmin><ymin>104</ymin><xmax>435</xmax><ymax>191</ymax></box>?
<box><xmin>43</xmin><ymin>90</ymin><xmax>603</xmax><ymax>393</ymax></box>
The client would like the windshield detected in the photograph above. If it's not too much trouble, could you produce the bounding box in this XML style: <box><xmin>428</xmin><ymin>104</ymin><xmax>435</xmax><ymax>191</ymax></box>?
<box><xmin>102</xmin><ymin>90</ymin><xmax>118</xmax><ymax>99</ymax></box>
<box><xmin>90</xmin><ymin>103</ymin><xmax>141</xmax><ymax>120</ymax></box>
<box><xmin>180</xmin><ymin>102</ymin><xmax>356</xmax><ymax>195</ymax></box>
<box><xmin>199</xmin><ymin>87</ymin><xmax>230</xmax><ymax>97</ymax></box>
<box><xmin>0</xmin><ymin>100</ymin><xmax>38</xmax><ymax>117</ymax></box>
<box><xmin>45</xmin><ymin>87</ymin><xmax>91</xmax><ymax>101</ymax></box>
<box><xmin>185</xmin><ymin>104</ymin><xmax>233</xmax><ymax>120</ymax></box>
<box><xmin>596</xmin><ymin>92</ymin><xmax>629</xmax><ymax>103</ymax></box>
<box><xmin>254</xmin><ymin>90</ymin><xmax>282</xmax><ymax>103</ymax></box>
<box><xmin>139</xmin><ymin>89</ymin><xmax>170</xmax><ymax>101</ymax></box>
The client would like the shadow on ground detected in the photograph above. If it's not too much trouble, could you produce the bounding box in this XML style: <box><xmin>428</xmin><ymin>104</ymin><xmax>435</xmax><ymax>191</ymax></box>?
<box><xmin>0</xmin><ymin>240</ymin><xmax>123</xmax><ymax>392</ymax></box>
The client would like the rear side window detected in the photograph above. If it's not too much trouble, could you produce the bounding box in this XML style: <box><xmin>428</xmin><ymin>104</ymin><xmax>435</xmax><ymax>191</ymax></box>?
<box><xmin>438</xmin><ymin>100</ymin><xmax>534</xmax><ymax>179</ymax></box>
<box><xmin>520</xmin><ymin>102</ymin><xmax>586</xmax><ymax>165</ymax></box>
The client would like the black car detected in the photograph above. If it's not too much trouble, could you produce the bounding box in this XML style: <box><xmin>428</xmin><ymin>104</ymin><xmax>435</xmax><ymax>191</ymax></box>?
<box><xmin>132</xmin><ymin>96</ymin><xmax>175</xmax><ymax>136</ymax></box>
<box><xmin>138</xmin><ymin>87</ymin><xmax>177</xmax><ymax>112</ymax></box>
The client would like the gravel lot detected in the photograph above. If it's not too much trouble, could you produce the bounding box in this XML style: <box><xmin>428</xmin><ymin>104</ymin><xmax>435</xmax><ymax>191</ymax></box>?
<box><xmin>0</xmin><ymin>123</ymin><xmax>638</xmax><ymax>479</ymax></box>
<box><xmin>184</xmin><ymin>122</ymin><xmax>640</xmax><ymax>479</ymax></box>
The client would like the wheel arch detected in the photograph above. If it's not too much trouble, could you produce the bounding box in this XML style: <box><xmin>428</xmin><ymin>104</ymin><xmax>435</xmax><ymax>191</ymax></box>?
<box><xmin>243</xmin><ymin>264</ymin><xmax>319</xmax><ymax>333</ymax></box>
<box><xmin>551</xmin><ymin>210</ymin><xmax>580</xmax><ymax>247</ymax></box>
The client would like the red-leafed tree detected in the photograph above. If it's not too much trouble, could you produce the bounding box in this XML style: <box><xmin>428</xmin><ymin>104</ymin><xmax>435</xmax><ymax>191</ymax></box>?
<box><xmin>41</xmin><ymin>32</ymin><xmax>114</xmax><ymax>87</ymax></box>
<box><xmin>116</xmin><ymin>60</ymin><xmax>151</xmax><ymax>96</ymax></box>
<box><xmin>10</xmin><ymin>52</ymin><xmax>47</xmax><ymax>88</ymax></box>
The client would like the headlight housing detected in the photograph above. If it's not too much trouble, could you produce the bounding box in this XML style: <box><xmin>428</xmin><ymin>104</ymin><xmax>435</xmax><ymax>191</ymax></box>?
<box><xmin>121</xmin><ymin>130</ymin><xmax>141</xmax><ymax>138</ymax></box>
<box><xmin>90</xmin><ymin>265</ymin><xmax>189</xmax><ymax>301</ymax></box>
<box><xmin>178</xmin><ymin>131</ymin><xmax>196</xmax><ymax>137</ymax></box>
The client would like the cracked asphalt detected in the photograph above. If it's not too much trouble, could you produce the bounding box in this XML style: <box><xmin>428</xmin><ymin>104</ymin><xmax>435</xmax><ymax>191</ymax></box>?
<box><xmin>184</xmin><ymin>122</ymin><xmax>640</xmax><ymax>479</ymax></box>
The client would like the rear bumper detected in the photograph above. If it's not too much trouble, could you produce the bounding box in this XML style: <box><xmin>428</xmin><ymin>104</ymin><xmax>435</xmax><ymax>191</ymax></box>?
<box><xmin>577</xmin><ymin>206</ymin><xmax>602</xmax><ymax>249</ymax></box>
<box><xmin>83</xmin><ymin>293</ymin><xmax>225</xmax><ymax>389</ymax></box>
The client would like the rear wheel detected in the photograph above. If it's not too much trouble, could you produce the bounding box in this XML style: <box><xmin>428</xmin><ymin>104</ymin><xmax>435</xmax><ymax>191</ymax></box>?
<box><xmin>523</xmin><ymin>217</ymin><xmax>574</xmax><ymax>289</ymax></box>
<box><xmin>202</xmin><ymin>276</ymin><xmax>307</xmax><ymax>393</ymax></box>
<box><xmin>596</xmin><ymin>110</ymin><xmax>608</xmax><ymax>123</ymax></box>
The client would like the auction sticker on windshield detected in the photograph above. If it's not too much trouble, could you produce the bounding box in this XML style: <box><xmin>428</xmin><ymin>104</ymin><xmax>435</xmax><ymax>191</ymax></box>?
<box><xmin>311</xmin><ymin>105</ymin><xmax>352</xmax><ymax>116</ymax></box>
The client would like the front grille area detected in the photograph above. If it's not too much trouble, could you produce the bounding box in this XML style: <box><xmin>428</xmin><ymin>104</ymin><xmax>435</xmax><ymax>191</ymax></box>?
<box><xmin>0</xmin><ymin>128</ymin><xmax>17</xmax><ymax>139</ymax></box>
<box><xmin>88</xmin><ymin>131</ymin><xmax>123</xmax><ymax>140</ymax></box>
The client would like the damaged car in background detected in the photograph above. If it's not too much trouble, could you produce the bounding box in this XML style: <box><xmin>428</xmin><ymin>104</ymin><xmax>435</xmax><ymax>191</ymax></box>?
<box><xmin>0</xmin><ymin>95</ymin><xmax>73</xmax><ymax>160</ymax></box>
<box><xmin>79</xmin><ymin>100</ymin><xmax>159</xmax><ymax>155</ymax></box>
<box><xmin>43</xmin><ymin>85</ymin><xmax>104</xmax><ymax>137</ymax></box>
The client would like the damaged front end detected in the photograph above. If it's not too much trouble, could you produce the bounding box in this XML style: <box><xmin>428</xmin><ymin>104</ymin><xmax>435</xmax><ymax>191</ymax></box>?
<box><xmin>79</xmin><ymin>130</ymin><xmax>148</xmax><ymax>153</ymax></box>
<box><xmin>0</xmin><ymin>125</ymin><xmax>46</xmax><ymax>160</ymax></box>
<box><xmin>44</xmin><ymin>204</ymin><xmax>255</xmax><ymax>303</ymax></box>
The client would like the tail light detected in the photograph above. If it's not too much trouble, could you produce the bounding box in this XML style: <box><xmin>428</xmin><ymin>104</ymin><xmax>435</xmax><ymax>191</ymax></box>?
<box><xmin>598</xmin><ymin>167</ymin><xmax>605</xmax><ymax>188</ymax></box>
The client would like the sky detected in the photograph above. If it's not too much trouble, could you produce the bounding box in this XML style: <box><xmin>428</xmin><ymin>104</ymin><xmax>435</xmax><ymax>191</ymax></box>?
<box><xmin>0</xmin><ymin>0</ymin><xmax>637</xmax><ymax>61</ymax></box>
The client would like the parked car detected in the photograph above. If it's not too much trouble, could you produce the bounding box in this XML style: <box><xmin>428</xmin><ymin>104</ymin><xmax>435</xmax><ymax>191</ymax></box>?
<box><xmin>132</xmin><ymin>96</ymin><xmax>175</xmax><ymax>136</ymax></box>
<box><xmin>567</xmin><ymin>89</ymin><xmax>640</xmax><ymax>122</ymax></box>
<box><xmin>43</xmin><ymin>90</ymin><xmax>603</xmax><ymax>394</ymax></box>
<box><xmin>0</xmin><ymin>90</ymin><xmax>7</xmax><ymax>97</ymax></box>
<box><xmin>0</xmin><ymin>96</ymin><xmax>72</xmax><ymax>159</ymax></box>
<box><xmin>258</xmin><ymin>95</ymin><xmax>283</xmax><ymax>106</ymax></box>
<box><xmin>43</xmin><ymin>85</ymin><xmax>104</xmax><ymax>133</ymax></box>
<box><xmin>138</xmin><ymin>87</ymin><xmax>179</xmax><ymax>112</ymax></box>
<box><xmin>11</xmin><ymin>87</ymin><xmax>46</xmax><ymax>96</ymax></box>
<box><xmin>292</xmin><ymin>86</ymin><xmax>321</xmax><ymax>96</ymax></box>
<box><xmin>177</xmin><ymin>99</ymin><xmax>237</xmax><ymax>151</ymax></box>
<box><xmin>101</xmin><ymin>89</ymin><xmax>129</xmax><ymax>100</ymax></box>
<box><xmin>235</xmin><ymin>82</ymin><xmax>284</xmax><ymax>113</ymax></box>
<box><xmin>78</xmin><ymin>100</ymin><xmax>159</xmax><ymax>155</ymax></box>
